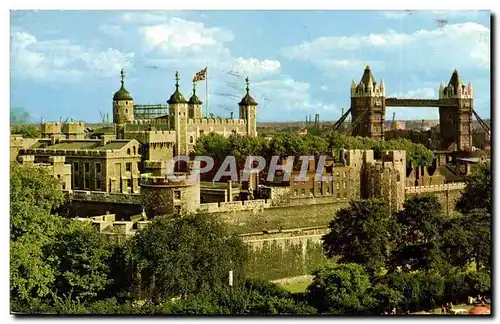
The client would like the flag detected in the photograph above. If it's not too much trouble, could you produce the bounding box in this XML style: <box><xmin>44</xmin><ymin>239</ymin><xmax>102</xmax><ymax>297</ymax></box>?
<box><xmin>193</xmin><ymin>67</ymin><xmax>207</xmax><ymax>82</ymax></box>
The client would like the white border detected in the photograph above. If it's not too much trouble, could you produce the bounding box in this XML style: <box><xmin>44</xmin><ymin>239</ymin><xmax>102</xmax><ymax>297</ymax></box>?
<box><xmin>2</xmin><ymin>1</ymin><xmax>497</xmax><ymax>324</ymax></box>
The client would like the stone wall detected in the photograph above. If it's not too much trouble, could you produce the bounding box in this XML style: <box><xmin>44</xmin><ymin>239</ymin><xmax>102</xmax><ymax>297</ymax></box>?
<box><xmin>405</xmin><ymin>182</ymin><xmax>465</xmax><ymax>216</ymax></box>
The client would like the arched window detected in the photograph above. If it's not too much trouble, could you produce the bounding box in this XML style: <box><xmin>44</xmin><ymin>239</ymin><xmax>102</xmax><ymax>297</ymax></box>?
<box><xmin>133</xmin><ymin>146</ymin><xmax>136</xmax><ymax>155</ymax></box>
<box><xmin>189</xmin><ymin>136</ymin><xmax>194</xmax><ymax>144</ymax></box>
<box><xmin>127</xmin><ymin>148</ymin><xmax>131</xmax><ymax>155</ymax></box>
<box><xmin>57</xmin><ymin>174</ymin><xmax>61</xmax><ymax>179</ymax></box>
<box><xmin>125</xmin><ymin>109</ymin><xmax>128</xmax><ymax>114</ymax></box>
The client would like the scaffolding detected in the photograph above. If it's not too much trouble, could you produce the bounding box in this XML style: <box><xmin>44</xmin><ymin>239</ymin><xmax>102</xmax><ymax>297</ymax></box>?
<box><xmin>133</xmin><ymin>104</ymin><xmax>169</xmax><ymax>120</ymax></box>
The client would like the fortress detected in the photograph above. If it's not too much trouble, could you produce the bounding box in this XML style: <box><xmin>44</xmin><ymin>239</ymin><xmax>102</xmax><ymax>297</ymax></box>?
<box><xmin>11</xmin><ymin>66</ymin><xmax>488</xmax><ymax>280</ymax></box>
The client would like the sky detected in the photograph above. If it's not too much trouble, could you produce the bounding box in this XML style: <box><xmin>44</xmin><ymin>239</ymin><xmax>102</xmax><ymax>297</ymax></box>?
<box><xmin>10</xmin><ymin>10</ymin><xmax>491</xmax><ymax>123</ymax></box>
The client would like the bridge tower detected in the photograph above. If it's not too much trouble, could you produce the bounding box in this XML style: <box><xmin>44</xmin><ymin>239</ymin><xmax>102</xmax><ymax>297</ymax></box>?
<box><xmin>350</xmin><ymin>65</ymin><xmax>386</xmax><ymax>139</ymax></box>
<box><xmin>438</xmin><ymin>69</ymin><xmax>473</xmax><ymax>151</ymax></box>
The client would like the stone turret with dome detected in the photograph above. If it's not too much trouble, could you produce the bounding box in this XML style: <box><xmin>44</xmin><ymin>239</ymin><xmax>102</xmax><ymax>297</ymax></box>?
<box><xmin>168</xmin><ymin>71</ymin><xmax>188</xmax><ymax>105</ymax></box>
<box><xmin>188</xmin><ymin>81</ymin><xmax>203</xmax><ymax>118</ymax></box>
<box><xmin>113</xmin><ymin>69</ymin><xmax>134</xmax><ymax>138</ymax></box>
<box><xmin>238</xmin><ymin>77</ymin><xmax>257</xmax><ymax>137</ymax></box>
<box><xmin>113</xmin><ymin>69</ymin><xmax>133</xmax><ymax>101</ymax></box>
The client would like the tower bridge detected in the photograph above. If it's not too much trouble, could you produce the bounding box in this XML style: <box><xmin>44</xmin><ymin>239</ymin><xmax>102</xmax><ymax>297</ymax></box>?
<box><xmin>335</xmin><ymin>66</ymin><xmax>490</xmax><ymax>151</ymax></box>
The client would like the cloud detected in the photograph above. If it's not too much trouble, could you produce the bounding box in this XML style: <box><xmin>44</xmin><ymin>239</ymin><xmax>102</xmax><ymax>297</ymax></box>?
<box><xmin>99</xmin><ymin>24</ymin><xmax>124</xmax><ymax>37</ymax></box>
<box><xmin>230</xmin><ymin>57</ymin><xmax>281</xmax><ymax>77</ymax></box>
<box><xmin>11</xmin><ymin>31</ymin><xmax>134</xmax><ymax>83</ymax></box>
<box><xmin>382</xmin><ymin>10</ymin><xmax>485</xmax><ymax>20</ymax></box>
<box><xmin>282</xmin><ymin>22</ymin><xmax>490</xmax><ymax>71</ymax></box>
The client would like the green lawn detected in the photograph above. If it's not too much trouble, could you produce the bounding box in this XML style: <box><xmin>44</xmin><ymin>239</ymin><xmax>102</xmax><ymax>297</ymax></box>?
<box><xmin>280</xmin><ymin>280</ymin><xmax>312</xmax><ymax>293</ymax></box>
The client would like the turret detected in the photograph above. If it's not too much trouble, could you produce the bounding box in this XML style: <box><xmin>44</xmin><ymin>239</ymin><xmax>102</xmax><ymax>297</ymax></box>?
<box><xmin>238</xmin><ymin>77</ymin><xmax>258</xmax><ymax>137</ymax></box>
<box><xmin>113</xmin><ymin>69</ymin><xmax>134</xmax><ymax>138</ymax></box>
<box><xmin>188</xmin><ymin>81</ymin><xmax>203</xmax><ymax>118</ymax></box>
<box><xmin>168</xmin><ymin>72</ymin><xmax>189</xmax><ymax>155</ymax></box>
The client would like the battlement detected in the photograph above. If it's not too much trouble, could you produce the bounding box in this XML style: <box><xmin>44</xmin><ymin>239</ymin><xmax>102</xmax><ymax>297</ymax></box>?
<box><xmin>125</xmin><ymin>129</ymin><xmax>176</xmax><ymax>143</ymax></box>
<box><xmin>129</xmin><ymin>118</ymin><xmax>170</xmax><ymax>125</ymax></box>
<box><xmin>188</xmin><ymin>118</ymin><xmax>246</xmax><ymax>125</ymax></box>
<box><xmin>196</xmin><ymin>199</ymin><xmax>270</xmax><ymax>213</ymax></box>
<box><xmin>62</xmin><ymin>122</ymin><xmax>85</xmax><ymax>134</ymax></box>
<box><xmin>48</xmin><ymin>156</ymin><xmax>66</xmax><ymax>164</ymax></box>
<box><xmin>140</xmin><ymin>173</ymin><xmax>198</xmax><ymax>187</ymax></box>
<box><xmin>405</xmin><ymin>182</ymin><xmax>466</xmax><ymax>194</ymax></box>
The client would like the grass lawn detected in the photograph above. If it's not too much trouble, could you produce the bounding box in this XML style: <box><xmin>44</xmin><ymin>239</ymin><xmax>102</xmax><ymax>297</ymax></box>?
<box><xmin>280</xmin><ymin>280</ymin><xmax>312</xmax><ymax>293</ymax></box>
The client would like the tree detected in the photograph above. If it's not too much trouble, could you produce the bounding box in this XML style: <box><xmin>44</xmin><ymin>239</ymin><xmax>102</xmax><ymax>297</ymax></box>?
<box><xmin>441</xmin><ymin>209</ymin><xmax>491</xmax><ymax>272</ymax></box>
<box><xmin>389</xmin><ymin>195</ymin><xmax>446</xmax><ymax>273</ymax></box>
<box><xmin>322</xmin><ymin>199</ymin><xmax>395</xmax><ymax>274</ymax></box>
<box><xmin>456</xmin><ymin>162</ymin><xmax>491</xmax><ymax>214</ymax></box>
<box><xmin>10</xmin><ymin>164</ymin><xmax>65</xmax><ymax>306</ymax></box>
<box><xmin>367</xmin><ymin>283</ymin><xmax>404</xmax><ymax>314</ymax></box>
<box><xmin>45</xmin><ymin>220</ymin><xmax>114</xmax><ymax>303</ymax></box>
<box><xmin>11</xmin><ymin>124</ymin><xmax>41</xmax><ymax>138</ymax></box>
<box><xmin>307</xmin><ymin>263</ymin><xmax>373</xmax><ymax>314</ymax></box>
<box><xmin>126</xmin><ymin>214</ymin><xmax>248</xmax><ymax>302</ymax></box>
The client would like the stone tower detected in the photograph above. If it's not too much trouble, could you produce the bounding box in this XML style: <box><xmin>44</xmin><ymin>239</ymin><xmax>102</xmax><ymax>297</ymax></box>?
<box><xmin>238</xmin><ymin>77</ymin><xmax>258</xmax><ymax>137</ymax></box>
<box><xmin>188</xmin><ymin>81</ymin><xmax>203</xmax><ymax>118</ymax></box>
<box><xmin>113</xmin><ymin>69</ymin><xmax>134</xmax><ymax>139</ymax></box>
<box><xmin>350</xmin><ymin>66</ymin><xmax>386</xmax><ymax>139</ymax></box>
<box><xmin>438</xmin><ymin>69</ymin><xmax>473</xmax><ymax>151</ymax></box>
<box><xmin>168</xmin><ymin>71</ymin><xmax>189</xmax><ymax>156</ymax></box>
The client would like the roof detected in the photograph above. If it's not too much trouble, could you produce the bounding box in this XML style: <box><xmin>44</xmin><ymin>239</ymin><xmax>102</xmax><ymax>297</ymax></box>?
<box><xmin>167</xmin><ymin>72</ymin><xmax>188</xmax><ymax>104</ymax></box>
<box><xmin>239</xmin><ymin>77</ymin><xmax>258</xmax><ymax>106</ymax></box>
<box><xmin>448</xmin><ymin>69</ymin><xmax>463</xmax><ymax>88</ymax></box>
<box><xmin>189</xmin><ymin>84</ymin><xmax>203</xmax><ymax>105</ymax></box>
<box><xmin>113</xmin><ymin>69</ymin><xmax>133</xmax><ymax>101</ymax></box>
<box><xmin>360</xmin><ymin>65</ymin><xmax>376</xmax><ymax>87</ymax></box>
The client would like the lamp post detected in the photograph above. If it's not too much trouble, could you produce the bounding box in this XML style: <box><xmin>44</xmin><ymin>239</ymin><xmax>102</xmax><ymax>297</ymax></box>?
<box><xmin>229</xmin><ymin>268</ymin><xmax>233</xmax><ymax>315</ymax></box>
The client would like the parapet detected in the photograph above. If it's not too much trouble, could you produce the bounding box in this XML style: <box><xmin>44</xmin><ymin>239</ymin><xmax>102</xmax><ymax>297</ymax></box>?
<box><xmin>62</xmin><ymin>121</ymin><xmax>85</xmax><ymax>134</ymax></box>
<box><xmin>18</xmin><ymin>155</ymin><xmax>35</xmax><ymax>164</ymax></box>
<box><xmin>48</xmin><ymin>156</ymin><xmax>66</xmax><ymax>164</ymax></box>
<box><xmin>188</xmin><ymin>118</ymin><xmax>246</xmax><ymax>125</ymax></box>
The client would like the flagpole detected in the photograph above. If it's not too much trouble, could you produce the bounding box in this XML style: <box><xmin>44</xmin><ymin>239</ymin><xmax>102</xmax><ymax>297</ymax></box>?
<box><xmin>205</xmin><ymin>67</ymin><xmax>208</xmax><ymax>118</ymax></box>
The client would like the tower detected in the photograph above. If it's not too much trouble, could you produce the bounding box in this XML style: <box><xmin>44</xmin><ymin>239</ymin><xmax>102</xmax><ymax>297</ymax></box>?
<box><xmin>188</xmin><ymin>81</ymin><xmax>203</xmax><ymax>118</ymax></box>
<box><xmin>350</xmin><ymin>65</ymin><xmax>386</xmax><ymax>139</ymax></box>
<box><xmin>438</xmin><ymin>69</ymin><xmax>473</xmax><ymax>151</ymax></box>
<box><xmin>238</xmin><ymin>77</ymin><xmax>258</xmax><ymax>137</ymax></box>
<box><xmin>113</xmin><ymin>69</ymin><xmax>134</xmax><ymax>139</ymax></box>
<box><xmin>168</xmin><ymin>71</ymin><xmax>189</xmax><ymax>156</ymax></box>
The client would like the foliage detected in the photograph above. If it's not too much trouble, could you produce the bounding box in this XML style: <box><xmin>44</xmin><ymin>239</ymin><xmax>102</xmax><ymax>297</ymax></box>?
<box><xmin>10</xmin><ymin>164</ymin><xmax>65</xmax><ymax>306</ymax></box>
<box><xmin>389</xmin><ymin>194</ymin><xmax>446</xmax><ymax>273</ymax></box>
<box><xmin>307</xmin><ymin>263</ymin><xmax>374</xmax><ymax>314</ymax></box>
<box><xmin>45</xmin><ymin>220</ymin><xmax>114</xmax><ymax>303</ymax></box>
<box><xmin>456</xmin><ymin>162</ymin><xmax>491</xmax><ymax>214</ymax></box>
<box><xmin>11</xmin><ymin>124</ymin><xmax>41</xmax><ymax>138</ymax></box>
<box><xmin>367</xmin><ymin>283</ymin><xmax>404</xmax><ymax>314</ymax></box>
<box><xmin>441</xmin><ymin>209</ymin><xmax>491</xmax><ymax>271</ymax></box>
<box><xmin>10</xmin><ymin>106</ymin><xmax>33</xmax><ymax>125</ymax></box>
<box><xmin>325</xmin><ymin>131</ymin><xmax>434</xmax><ymax>167</ymax></box>
<box><xmin>126</xmin><ymin>214</ymin><xmax>248</xmax><ymax>302</ymax></box>
<box><xmin>322</xmin><ymin>199</ymin><xmax>395</xmax><ymax>274</ymax></box>
<box><xmin>466</xmin><ymin>271</ymin><xmax>491</xmax><ymax>296</ymax></box>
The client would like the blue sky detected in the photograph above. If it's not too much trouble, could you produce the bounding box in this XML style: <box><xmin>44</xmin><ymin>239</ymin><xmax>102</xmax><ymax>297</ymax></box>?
<box><xmin>10</xmin><ymin>10</ymin><xmax>490</xmax><ymax>123</ymax></box>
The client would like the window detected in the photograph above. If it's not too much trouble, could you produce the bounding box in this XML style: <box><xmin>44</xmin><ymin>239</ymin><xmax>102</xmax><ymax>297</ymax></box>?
<box><xmin>336</xmin><ymin>172</ymin><xmax>340</xmax><ymax>177</ymax></box>
<box><xmin>343</xmin><ymin>181</ymin><xmax>347</xmax><ymax>189</ymax></box>
<box><xmin>336</xmin><ymin>182</ymin><xmax>340</xmax><ymax>190</ymax></box>
<box><xmin>301</xmin><ymin>189</ymin><xmax>306</xmax><ymax>196</ymax></box>
<box><xmin>174</xmin><ymin>190</ymin><xmax>181</xmax><ymax>200</ymax></box>
<box><xmin>84</xmin><ymin>163</ymin><xmax>90</xmax><ymax>189</ymax></box>
<box><xmin>57</xmin><ymin>174</ymin><xmax>61</xmax><ymax>179</ymax></box>
<box><xmin>127</xmin><ymin>148</ymin><xmax>131</xmax><ymax>155</ymax></box>
<box><xmin>174</xmin><ymin>206</ymin><xmax>181</xmax><ymax>215</ymax></box>
<box><xmin>125</xmin><ymin>109</ymin><xmax>128</xmax><ymax>114</ymax></box>
<box><xmin>126</xmin><ymin>162</ymin><xmax>132</xmax><ymax>172</ymax></box>
<box><xmin>337</xmin><ymin>193</ymin><xmax>341</xmax><ymax>198</ymax></box>
<box><xmin>189</xmin><ymin>136</ymin><xmax>194</xmax><ymax>144</ymax></box>
<box><xmin>74</xmin><ymin>162</ymin><xmax>79</xmax><ymax>172</ymax></box>
<box><xmin>343</xmin><ymin>172</ymin><xmax>347</xmax><ymax>178</ymax></box>
<box><xmin>310</xmin><ymin>188</ymin><xmax>314</xmax><ymax>195</ymax></box>
<box><xmin>96</xmin><ymin>163</ymin><xmax>101</xmax><ymax>174</ymax></box>
<box><xmin>96</xmin><ymin>178</ymin><xmax>102</xmax><ymax>190</ymax></box>
<box><xmin>62</xmin><ymin>183</ymin><xmax>66</xmax><ymax>190</ymax></box>
<box><xmin>137</xmin><ymin>162</ymin><xmax>141</xmax><ymax>173</ymax></box>
<box><xmin>133</xmin><ymin>146</ymin><xmax>136</xmax><ymax>155</ymax></box>
<box><xmin>294</xmin><ymin>189</ymin><xmax>298</xmax><ymax>196</ymax></box>
<box><xmin>343</xmin><ymin>192</ymin><xmax>347</xmax><ymax>199</ymax></box>
<box><xmin>326</xmin><ymin>187</ymin><xmax>330</xmax><ymax>194</ymax></box>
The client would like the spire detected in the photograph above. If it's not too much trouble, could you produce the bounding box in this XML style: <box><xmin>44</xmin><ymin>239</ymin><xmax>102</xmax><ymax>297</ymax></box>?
<box><xmin>168</xmin><ymin>71</ymin><xmax>188</xmax><ymax>104</ymax></box>
<box><xmin>245</xmin><ymin>77</ymin><xmax>250</xmax><ymax>94</ymax></box>
<box><xmin>239</xmin><ymin>76</ymin><xmax>257</xmax><ymax>106</ymax></box>
<box><xmin>189</xmin><ymin>80</ymin><xmax>202</xmax><ymax>105</ymax></box>
<box><xmin>120</xmin><ymin>69</ymin><xmax>125</xmax><ymax>88</ymax></box>
<box><xmin>113</xmin><ymin>68</ymin><xmax>133</xmax><ymax>101</ymax></box>
<box><xmin>360</xmin><ymin>65</ymin><xmax>375</xmax><ymax>88</ymax></box>
<box><xmin>351</xmin><ymin>79</ymin><xmax>356</xmax><ymax>88</ymax></box>
<box><xmin>448</xmin><ymin>69</ymin><xmax>463</xmax><ymax>88</ymax></box>
<box><xmin>380</xmin><ymin>78</ymin><xmax>385</xmax><ymax>88</ymax></box>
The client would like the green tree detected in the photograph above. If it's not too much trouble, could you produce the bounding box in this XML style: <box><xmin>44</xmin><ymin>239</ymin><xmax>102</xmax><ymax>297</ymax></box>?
<box><xmin>322</xmin><ymin>199</ymin><xmax>395</xmax><ymax>274</ymax></box>
<box><xmin>456</xmin><ymin>162</ymin><xmax>491</xmax><ymax>214</ymax></box>
<box><xmin>441</xmin><ymin>209</ymin><xmax>491</xmax><ymax>271</ymax></box>
<box><xmin>46</xmin><ymin>220</ymin><xmax>114</xmax><ymax>303</ymax></box>
<box><xmin>10</xmin><ymin>164</ymin><xmax>65</xmax><ymax>306</ymax></box>
<box><xmin>367</xmin><ymin>283</ymin><xmax>404</xmax><ymax>314</ymax></box>
<box><xmin>11</xmin><ymin>124</ymin><xmax>41</xmax><ymax>138</ymax></box>
<box><xmin>389</xmin><ymin>195</ymin><xmax>446</xmax><ymax>273</ymax></box>
<box><xmin>126</xmin><ymin>214</ymin><xmax>248</xmax><ymax>303</ymax></box>
<box><xmin>307</xmin><ymin>263</ymin><xmax>373</xmax><ymax>314</ymax></box>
